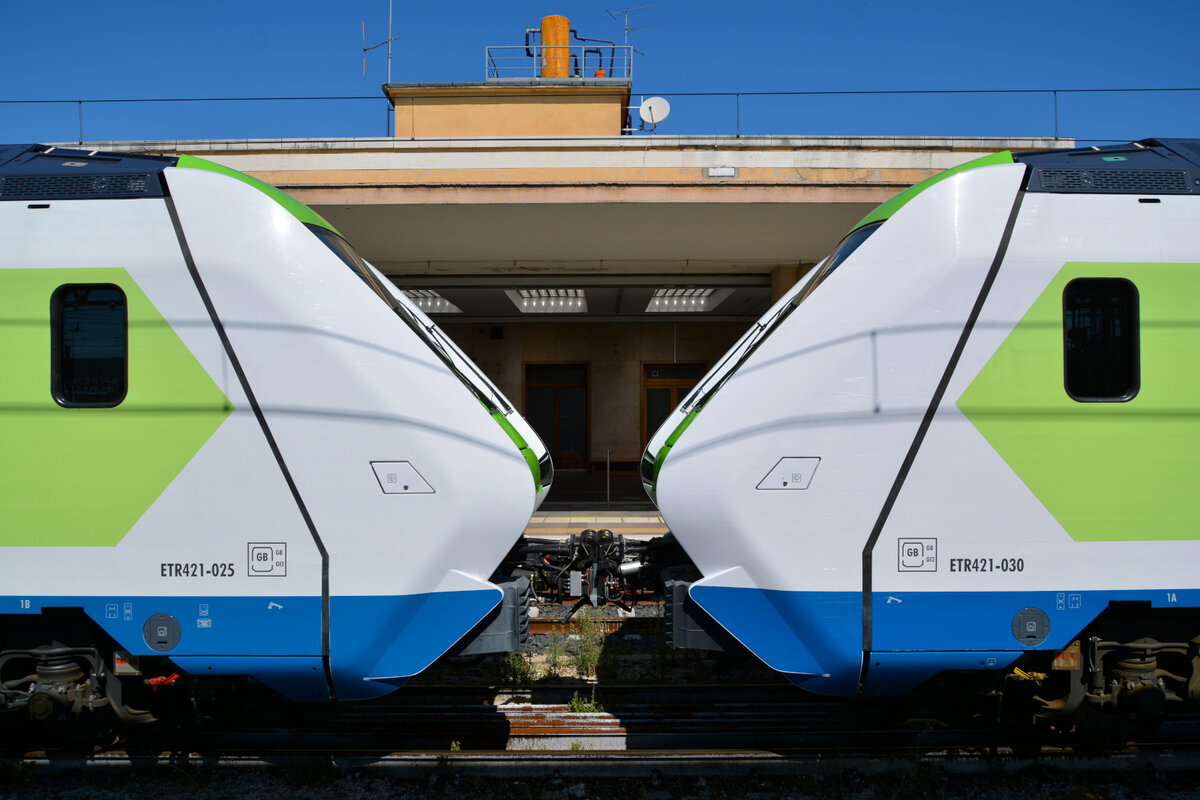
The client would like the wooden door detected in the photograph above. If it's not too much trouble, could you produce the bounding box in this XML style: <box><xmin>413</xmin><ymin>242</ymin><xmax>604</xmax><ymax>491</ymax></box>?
<box><xmin>526</xmin><ymin>364</ymin><xmax>589</xmax><ymax>470</ymax></box>
<box><xmin>643</xmin><ymin>363</ymin><xmax>706</xmax><ymax>447</ymax></box>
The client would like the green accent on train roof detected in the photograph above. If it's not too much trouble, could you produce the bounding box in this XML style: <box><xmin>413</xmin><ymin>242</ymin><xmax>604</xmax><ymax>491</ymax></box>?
<box><xmin>175</xmin><ymin>154</ymin><xmax>339</xmax><ymax>235</ymax></box>
<box><xmin>854</xmin><ymin>151</ymin><xmax>1016</xmax><ymax>231</ymax></box>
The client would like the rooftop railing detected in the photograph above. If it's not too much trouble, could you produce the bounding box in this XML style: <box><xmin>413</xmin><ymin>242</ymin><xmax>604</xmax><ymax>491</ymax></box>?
<box><xmin>485</xmin><ymin>44</ymin><xmax>633</xmax><ymax>83</ymax></box>
<box><xmin>3</xmin><ymin>86</ymin><xmax>1195</xmax><ymax>143</ymax></box>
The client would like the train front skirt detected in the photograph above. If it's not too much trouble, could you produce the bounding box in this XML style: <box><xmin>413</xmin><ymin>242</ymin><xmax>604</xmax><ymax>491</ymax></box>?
<box><xmin>688</xmin><ymin>572</ymin><xmax>1200</xmax><ymax>696</ymax></box>
<box><xmin>7</xmin><ymin>572</ymin><xmax>503</xmax><ymax>702</ymax></box>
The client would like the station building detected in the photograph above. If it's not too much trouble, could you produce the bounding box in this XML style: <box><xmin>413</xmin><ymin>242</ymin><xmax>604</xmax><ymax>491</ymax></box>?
<box><xmin>100</xmin><ymin>17</ymin><xmax>1065</xmax><ymax>498</ymax></box>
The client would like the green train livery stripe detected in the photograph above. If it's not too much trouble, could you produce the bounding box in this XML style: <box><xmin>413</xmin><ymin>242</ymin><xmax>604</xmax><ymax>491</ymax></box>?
<box><xmin>652</xmin><ymin>408</ymin><xmax>700</xmax><ymax>487</ymax></box>
<box><xmin>0</xmin><ymin>268</ymin><xmax>232</xmax><ymax>546</ymax></box>
<box><xmin>490</xmin><ymin>410</ymin><xmax>542</xmax><ymax>493</ymax></box>
<box><xmin>854</xmin><ymin>151</ymin><xmax>1016</xmax><ymax>232</ymax></box>
<box><xmin>957</xmin><ymin>262</ymin><xmax>1200</xmax><ymax>542</ymax></box>
<box><xmin>174</xmin><ymin>154</ymin><xmax>339</xmax><ymax>235</ymax></box>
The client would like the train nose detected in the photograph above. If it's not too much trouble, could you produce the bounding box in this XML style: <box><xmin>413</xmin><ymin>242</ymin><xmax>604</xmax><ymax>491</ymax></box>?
<box><xmin>538</xmin><ymin>450</ymin><xmax>554</xmax><ymax>493</ymax></box>
<box><xmin>639</xmin><ymin>449</ymin><xmax>659</xmax><ymax>505</ymax></box>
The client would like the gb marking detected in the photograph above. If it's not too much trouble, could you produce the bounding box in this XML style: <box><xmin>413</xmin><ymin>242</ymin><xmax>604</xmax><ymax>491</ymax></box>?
<box><xmin>898</xmin><ymin>538</ymin><xmax>937</xmax><ymax>572</ymax></box>
<box><xmin>248</xmin><ymin>542</ymin><xmax>287</xmax><ymax>577</ymax></box>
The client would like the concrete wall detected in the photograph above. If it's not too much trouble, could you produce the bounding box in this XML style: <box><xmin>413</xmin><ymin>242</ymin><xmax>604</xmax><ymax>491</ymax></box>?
<box><xmin>442</xmin><ymin>320</ymin><xmax>747</xmax><ymax>467</ymax></box>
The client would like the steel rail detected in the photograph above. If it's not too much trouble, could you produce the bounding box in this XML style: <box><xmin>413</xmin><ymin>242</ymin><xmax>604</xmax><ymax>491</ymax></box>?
<box><xmin>8</xmin><ymin>683</ymin><xmax>1200</xmax><ymax>761</ymax></box>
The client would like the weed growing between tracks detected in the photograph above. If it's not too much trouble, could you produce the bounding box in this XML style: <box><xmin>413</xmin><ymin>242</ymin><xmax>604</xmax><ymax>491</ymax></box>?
<box><xmin>568</xmin><ymin>685</ymin><xmax>605</xmax><ymax>713</ymax></box>
<box><xmin>490</xmin><ymin>651</ymin><xmax>536</xmax><ymax>686</ymax></box>
<box><xmin>569</xmin><ymin>607</ymin><xmax>608</xmax><ymax>679</ymax></box>
<box><xmin>474</xmin><ymin>610</ymin><xmax>620</xmax><ymax>687</ymax></box>
<box><xmin>545</xmin><ymin>630</ymin><xmax>566</xmax><ymax>679</ymax></box>
<box><xmin>413</xmin><ymin>601</ymin><xmax>783</xmax><ymax>688</ymax></box>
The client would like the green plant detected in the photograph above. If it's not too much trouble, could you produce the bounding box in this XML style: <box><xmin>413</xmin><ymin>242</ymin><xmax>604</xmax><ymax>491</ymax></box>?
<box><xmin>545</xmin><ymin>630</ymin><xmax>565</xmax><ymax>679</ymax></box>
<box><xmin>491</xmin><ymin>650</ymin><xmax>534</xmax><ymax>686</ymax></box>
<box><xmin>449</xmin><ymin>740</ymin><xmax>461</xmax><ymax>752</ymax></box>
<box><xmin>568</xmin><ymin>686</ymin><xmax>604</xmax><ymax>713</ymax></box>
<box><xmin>569</xmin><ymin>607</ymin><xmax>608</xmax><ymax>678</ymax></box>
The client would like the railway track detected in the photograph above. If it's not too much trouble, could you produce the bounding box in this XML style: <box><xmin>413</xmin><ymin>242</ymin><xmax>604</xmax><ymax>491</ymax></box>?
<box><xmin>15</xmin><ymin>750</ymin><xmax>1200</xmax><ymax>800</ymax></box>
<box><xmin>8</xmin><ymin>682</ymin><xmax>1200</xmax><ymax>760</ymax></box>
<box><xmin>528</xmin><ymin>614</ymin><xmax>656</xmax><ymax>635</ymax></box>
<box><xmin>10</xmin><ymin>685</ymin><xmax>1200</xmax><ymax>800</ymax></box>
<box><xmin>20</xmin><ymin>746</ymin><xmax>1200</xmax><ymax>773</ymax></box>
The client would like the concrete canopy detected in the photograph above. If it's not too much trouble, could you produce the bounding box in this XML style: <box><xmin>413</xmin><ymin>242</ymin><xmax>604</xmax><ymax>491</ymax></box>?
<box><xmin>101</xmin><ymin>134</ymin><xmax>1067</xmax><ymax>321</ymax></box>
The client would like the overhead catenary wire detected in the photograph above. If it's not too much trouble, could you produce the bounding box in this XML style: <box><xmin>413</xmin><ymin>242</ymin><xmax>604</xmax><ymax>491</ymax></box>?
<box><xmin>5</xmin><ymin>86</ymin><xmax>1197</xmax><ymax>104</ymax></box>
<box><xmin>5</xmin><ymin>86</ymin><xmax>1196</xmax><ymax>145</ymax></box>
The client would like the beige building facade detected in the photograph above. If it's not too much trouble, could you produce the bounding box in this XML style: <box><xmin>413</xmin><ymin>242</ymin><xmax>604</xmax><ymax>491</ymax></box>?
<box><xmin>385</xmin><ymin>82</ymin><xmax>630</xmax><ymax>139</ymax></box>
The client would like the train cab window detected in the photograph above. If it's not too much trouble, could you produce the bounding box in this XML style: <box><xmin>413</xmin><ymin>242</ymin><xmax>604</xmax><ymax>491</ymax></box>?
<box><xmin>307</xmin><ymin>225</ymin><xmax>398</xmax><ymax>309</ymax></box>
<box><xmin>307</xmin><ymin>223</ymin><xmax>512</xmax><ymax>415</ymax></box>
<box><xmin>1063</xmin><ymin>278</ymin><xmax>1139</xmax><ymax>402</ymax></box>
<box><xmin>793</xmin><ymin>221</ymin><xmax>882</xmax><ymax>306</ymax></box>
<box><xmin>51</xmin><ymin>284</ymin><xmax>127</xmax><ymax>407</ymax></box>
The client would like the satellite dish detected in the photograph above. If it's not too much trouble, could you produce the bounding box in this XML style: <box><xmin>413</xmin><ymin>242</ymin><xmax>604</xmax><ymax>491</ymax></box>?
<box><xmin>639</xmin><ymin>96</ymin><xmax>671</xmax><ymax>126</ymax></box>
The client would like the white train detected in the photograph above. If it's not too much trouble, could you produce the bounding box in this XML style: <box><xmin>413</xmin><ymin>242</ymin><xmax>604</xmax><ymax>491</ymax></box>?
<box><xmin>0</xmin><ymin>144</ymin><xmax>550</xmax><ymax>725</ymax></box>
<box><xmin>645</xmin><ymin>138</ymin><xmax>1200</xmax><ymax>739</ymax></box>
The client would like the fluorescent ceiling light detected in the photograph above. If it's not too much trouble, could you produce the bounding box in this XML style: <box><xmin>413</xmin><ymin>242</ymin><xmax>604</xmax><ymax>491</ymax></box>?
<box><xmin>645</xmin><ymin>287</ymin><xmax>732</xmax><ymax>313</ymax></box>
<box><xmin>403</xmin><ymin>289</ymin><xmax>462</xmax><ymax>314</ymax></box>
<box><xmin>505</xmin><ymin>288</ymin><xmax>588</xmax><ymax>313</ymax></box>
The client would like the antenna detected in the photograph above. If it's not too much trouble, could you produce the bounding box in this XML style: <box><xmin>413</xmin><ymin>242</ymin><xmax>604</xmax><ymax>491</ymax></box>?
<box><xmin>603</xmin><ymin>4</ymin><xmax>661</xmax><ymax>54</ymax></box>
<box><xmin>363</xmin><ymin>1</ymin><xmax>401</xmax><ymax>137</ymax></box>
<box><xmin>362</xmin><ymin>0</ymin><xmax>400</xmax><ymax>82</ymax></box>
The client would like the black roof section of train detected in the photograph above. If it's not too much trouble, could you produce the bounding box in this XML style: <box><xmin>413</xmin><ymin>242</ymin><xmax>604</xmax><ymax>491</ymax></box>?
<box><xmin>3</xmin><ymin>138</ymin><xmax>1199</xmax><ymax>200</ymax></box>
<box><xmin>0</xmin><ymin>144</ymin><xmax>177</xmax><ymax>200</ymax></box>
<box><xmin>1016</xmin><ymin>138</ymin><xmax>1200</xmax><ymax>194</ymax></box>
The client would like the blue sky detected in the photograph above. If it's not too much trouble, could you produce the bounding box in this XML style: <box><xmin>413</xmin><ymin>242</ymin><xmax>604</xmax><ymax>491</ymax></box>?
<box><xmin>2</xmin><ymin>0</ymin><xmax>1197</xmax><ymax>143</ymax></box>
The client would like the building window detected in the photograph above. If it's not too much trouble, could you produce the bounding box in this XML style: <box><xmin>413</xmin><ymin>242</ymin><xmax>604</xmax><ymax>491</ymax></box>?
<box><xmin>51</xmin><ymin>284</ymin><xmax>127</xmax><ymax>407</ymax></box>
<box><xmin>1063</xmin><ymin>278</ymin><xmax>1138</xmax><ymax>402</ymax></box>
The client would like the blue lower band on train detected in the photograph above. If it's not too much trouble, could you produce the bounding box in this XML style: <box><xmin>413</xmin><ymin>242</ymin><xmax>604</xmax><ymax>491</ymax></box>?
<box><xmin>10</xmin><ymin>588</ymin><xmax>500</xmax><ymax>701</ymax></box>
<box><xmin>689</xmin><ymin>585</ymin><xmax>1200</xmax><ymax>696</ymax></box>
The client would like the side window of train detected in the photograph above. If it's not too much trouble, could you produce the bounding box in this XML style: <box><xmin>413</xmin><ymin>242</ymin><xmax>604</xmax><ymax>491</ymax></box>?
<box><xmin>1063</xmin><ymin>278</ymin><xmax>1139</xmax><ymax>402</ymax></box>
<box><xmin>51</xmin><ymin>284</ymin><xmax>128</xmax><ymax>408</ymax></box>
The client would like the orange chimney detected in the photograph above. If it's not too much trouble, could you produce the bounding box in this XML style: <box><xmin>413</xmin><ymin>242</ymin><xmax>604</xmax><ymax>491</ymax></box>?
<box><xmin>540</xmin><ymin>15</ymin><xmax>570</xmax><ymax>78</ymax></box>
